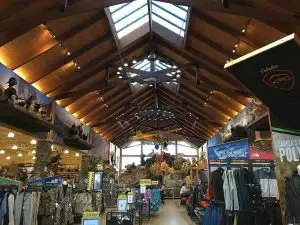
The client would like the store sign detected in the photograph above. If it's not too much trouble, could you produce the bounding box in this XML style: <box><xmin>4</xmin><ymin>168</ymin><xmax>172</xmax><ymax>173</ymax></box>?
<box><xmin>117</xmin><ymin>199</ymin><xmax>127</xmax><ymax>212</ymax></box>
<box><xmin>208</xmin><ymin>139</ymin><xmax>249</xmax><ymax>160</ymax></box>
<box><xmin>82</xmin><ymin>212</ymin><xmax>100</xmax><ymax>225</ymax></box>
<box><xmin>140</xmin><ymin>186</ymin><xmax>146</xmax><ymax>194</ymax></box>
<box><xmin>140</xmin><ymin>179</ymin><xmax>151</xmax><ymax>186</ymax></box>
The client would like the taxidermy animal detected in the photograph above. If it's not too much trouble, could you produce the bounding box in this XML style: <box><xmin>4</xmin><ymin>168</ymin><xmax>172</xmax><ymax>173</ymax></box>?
<box><xmin>3</xmin><ymin>77</ymin><xmax>18</xmax><ymax>103</ymax></box>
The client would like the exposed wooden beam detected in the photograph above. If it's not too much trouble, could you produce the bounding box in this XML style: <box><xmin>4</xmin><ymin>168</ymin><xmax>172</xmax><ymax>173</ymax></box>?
<box><xmin>0</xmin><ymin>1</ymin><xmax>132</xmax><ymax>32</ymax></box>
<box><xmin>192</xmin><ymin>10</ymin><xmax>262</xmax><ymax>49</ymax></box>
<box><xmin>188</xmin><ymin>29</ymin><xmax>235</xmax><ymax>57</ymax></box>
<box><xmin>155</xmin><ymin>0</ymin><xmax>300</xmax><ymax>24</ymax></box>
<box><xmin>154</xmin><ymin>34</ymin><xmax>245</xmax><ymax>90</ymax></box>
<box><xmin>48</xmin><ymin>34</ymin><xmax>148</xmax><ymax>97</ymax></box>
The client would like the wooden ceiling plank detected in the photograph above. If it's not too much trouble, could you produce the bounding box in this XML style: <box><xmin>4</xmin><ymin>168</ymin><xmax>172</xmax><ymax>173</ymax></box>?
<box><xmin>0</xmin><ymin>1</ymin><xmax>131</xmax><ymax>32</ymax></box>
<box><xmin>88</xmin><ymin>88</ymin><xmax>153</xmax><ymax>126</ymax></box>
<box><xmin>188</xmin><ymin>29</ymin><xmax>235</xmax><ymax>57</ymax></box>
<box><xmin>10</xmin><ymin>12</ymin><xmax>106</xmax><ymax>70</ymax></box>
<box><xmin>192</xmin><ymin>10</ymin><xmax>262</xmax><ymax>49</ymax></box>
<box><xmin>31</xmin><ymin>32</ymin><xmax>112</xmax><ymax>85</ymax></box>
<box><xmin>159</xmin><ymin>96</ymin><xmax>213</xmax><ymax>137</ymax></box>
<box><xmin>154</xmin><ymin>0</ymin><xmax>300</xmax><ymax>24</ymax></box>
<box><xmin>102</xmin><ymin>98</ymin><xmax>153</xmax><ymax>138</ymax></box>
<box><xmin>47</xmin><ymin>35</ymin><xmax>148</xmax><ymax>97</ymax></box>
<box><xmin>158</xmin><ymin>88</ymin><xmax>221</xmax><ymax>131</ymax></box>
<box><xmin>154</xmin><ymin>35</ymin><xmax>245</xmax><ymax>90</ymax></box>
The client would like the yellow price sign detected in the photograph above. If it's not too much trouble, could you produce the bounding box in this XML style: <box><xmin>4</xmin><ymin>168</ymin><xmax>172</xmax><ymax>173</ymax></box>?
<box><xmin>140</xmin><ymin>179</ymin><xmax>151</xmax><ymax>186</ymax></box>
<box><xmin>83</xmin><ymin>211</ymin><xmax>100</xmax><ymax>218</ymax></box>
<box><xmin>118</xmin><ymin>194</ymin><xmax>127</xmax><ymax>199</ymax></box>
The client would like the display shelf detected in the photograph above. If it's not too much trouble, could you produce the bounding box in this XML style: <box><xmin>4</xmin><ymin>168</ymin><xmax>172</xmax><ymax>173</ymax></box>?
<box><xmin>0</xmin><ymin>101</ymin><xmax>62</xmax><ymax>133</ymax></box>
<box><xmin>63</xmin><ymin>136</ymin><xmax>93</xmax><ymax>150</ymax></box>
<box><xmin>246</xmin><ymin>112</ymin><xmax>269</xmax><ymax>130</ymax></box>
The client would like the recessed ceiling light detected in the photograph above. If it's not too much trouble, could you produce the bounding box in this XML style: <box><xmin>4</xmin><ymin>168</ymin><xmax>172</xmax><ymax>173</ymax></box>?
<box><xmin>0</xmin><ymin>150</ymin><xmax>5</xmax><ymax>154</ymax></box>
<box><xmin>31</xmin><ymin>139</ymin><xmax>37</xmax><ymax>145</ymax></box>
<box><xmin>67</xmin><ymin>52</ymin><xmax>71</xmax><ymax>56</ymax></box>
<box><xmin>118</xmin><ymin>67</ymin><xmax>123</xmax><ymax>70</ymax></box>
<box><xmin>75</xmin><ymin>153</ymin><xmax>80</xmax><ymax>157</ymax></box>
<box><xmin>132</xmin><ymin>59</ymin><xmax>137</xmax><ymax>64</ymax></box>
<box><xmin>118</xmin><ymin>76</ymin><xmax>123</xmax><ymax>79</ymax></box>
<box><xmin>176</xmin><ymin>70</ymin><xmax>180</xmax><ymax>73</ymax></box>
<box><xmin>32</xmin><ymin>156</ymin><xmax>36</xmax><ymax>160</ymax></box>
<box><xmin>176</xmin><ymin>74</ymin><xmax>181</xmax><ymax>78</ymax></box>
<box><xmin>32</xmin><ymin>150</ymin><xmax>36</xmax><ymax>154</ymax></box>
<box><xmin>12</xmin><ymin>145</ymin><xmax>18</xmax><ymax>150</ymax></box>
<box><xmin>172</xmin><ymin>65</ymin><xmax>177</xmax><ymax>69</ymax></box>
<box><xmin>242</xmin><ymin>29</ymin><xmax>246</xmax><ymax>33</ymax></box>
<box><xmin>64</xmin><ymin>149</ymin><xmax>69</xmax><ymax>154</ymax></box>
<box><xmin>6</xmin><ymin>156</ymin><xmax>11</xmax><ymax>160</ymax></box>
<box><xmin>17</xmin><ymin>153</ymin><xmax>22</xmax><ymax>157</ymax></box>
<box><xmin>51</xmin><ymin>145</ymin><xmax>54</xmax><ymax>150</ymax></box>
<box><xmin>8</xmin><ymin>132</ymin><xmax>14</xmax><ymax>138</ymax></box>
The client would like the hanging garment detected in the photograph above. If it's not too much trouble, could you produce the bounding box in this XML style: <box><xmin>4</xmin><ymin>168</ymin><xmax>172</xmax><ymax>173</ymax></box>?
<box><xmin>209</xmin><ymin>168</ymin><xmax>224</xmax><ymax>201</ymax></box>
<box><xmin>150</xmin><ymin>189</ymin><xmax>161</xmax><ymax>213</ymax></box>
<box><xmin>203</xmin><ymin>203</ymin><xmax>223</xmax><ymax>225</ymax></box>
<box><xmin>8</xmin><ymin>193</ymin><xmax>15</xmax><ymax>225</ymax></box>
<box><xmin>14</xmin><ymin>192</ymin><xmax>33</xmax><ymax>225</ymax></box>
<box><xmin>285</xmin><ymin>175</ymin><xmax>300</xmax><ymax>224</ymax></box>
<box><xmin>222</xmin><ymin>169</ymin><xmax>239</xmax><ymax>211</ymax></box>
<box><xmin>234</xmin><ymin>168</ymin><xmax>251</xmax><ymax>210</ymax></box>
<box><xmin>0</xmin><ymin>193</ymin><xmax>8</xmax><ymax>224</ymax></box>
<box><xmin>253</xmin><ymin>168</ymin><xmax>279</xmax><ymax>198</ymax></box>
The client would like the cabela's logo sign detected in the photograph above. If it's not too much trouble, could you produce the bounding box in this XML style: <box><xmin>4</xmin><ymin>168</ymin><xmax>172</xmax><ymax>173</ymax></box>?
<box><xmin>260</xmin><ymin>65</ymin><xmax>294</xmax><ymax>91</ymax></box>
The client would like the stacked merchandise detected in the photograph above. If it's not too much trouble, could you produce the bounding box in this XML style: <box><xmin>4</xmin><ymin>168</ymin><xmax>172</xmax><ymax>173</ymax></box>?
<box><xmin>285</xmin><ymin>172</ymin><xmax>300</xmax><ymax>224</ymax></box>
<box><xmin>150</xmin><ymin>188</ymin><xmax>161</xmax><ymax>213</ymax></box>
<box><xmin>204</xmin><ymin>166</ymin><xmax>282</xmax><ymax>225</ymax></box>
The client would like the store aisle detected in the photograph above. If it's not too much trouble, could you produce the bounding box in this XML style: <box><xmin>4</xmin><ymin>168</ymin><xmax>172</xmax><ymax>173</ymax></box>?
<box><xmin>144</xmin><ymin>200</ymin><xmax>193</xmax><ymax>225</ymax></box>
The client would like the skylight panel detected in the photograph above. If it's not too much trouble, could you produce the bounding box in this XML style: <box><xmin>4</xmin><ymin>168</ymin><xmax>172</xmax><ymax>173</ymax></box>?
<box><xmin>109</xmin><ymin>3</ymin><xmax>129</xmax><ymax>14</ymax></box>
<box><xmin>111</xmin><ymin>0</ymin><xmax>147</xmax><ymax>23</ymax></box>
<box><xmin>133</xmin><ymin>60</ymin><xmax>149</xmax><ymax>69</ymax></box>
<box><xmin>114</xmin><ymin>6</ymin><xmax>148</xmax><ymax>32</ymax></box>
<box><xmin>118</xmin><ymin>16</ymin><xmax>149</xmax><ymax>39</ymax></box>
<box><xmin>152</xmin><ymin>14</ymin><xmax>185</xmax><ymax>37</ymax></box>
<box><xmin>153</xmin><ymin>1</ymin><xmax>188</xmax><ymax>20</ymax></box>
<box><xmin>152</xmin><ymin>5</ymin><xmax>186</xmax><ymax>29</ymax></box>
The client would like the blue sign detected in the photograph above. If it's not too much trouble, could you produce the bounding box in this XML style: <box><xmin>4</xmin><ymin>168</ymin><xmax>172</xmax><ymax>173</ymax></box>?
<box><xmin>208</xmin><ymin>139</ymin><xmax>249</xmax><ymax>160</ymax></box>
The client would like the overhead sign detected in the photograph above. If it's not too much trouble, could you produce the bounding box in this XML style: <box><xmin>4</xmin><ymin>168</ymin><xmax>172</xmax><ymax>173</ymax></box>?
<box><xmin>225</xmin><ymin>33</ymin><xmax>300</xmax><ymax>130</ymax></box>
<box><xmin>151</xmin><ymin>181</ymin><xmax>159</xmax><ymax>185</ymax></box>
<box><xmin>208</xmin><ymin>139</ymin><xmax>249</xmax><ymax>160</ymax></box>
<box><xmin>140</xmin><ymin>179</ymin><xmax>151</xmax><ymax>186</ymax></box>
<box><xmin>83</xmin><ymin>212</ymin><xmax>100</xmax><ymax>219</ymax></box>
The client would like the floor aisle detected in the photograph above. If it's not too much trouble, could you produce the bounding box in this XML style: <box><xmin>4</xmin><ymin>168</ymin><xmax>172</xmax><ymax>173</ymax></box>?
<box><xmin>144</xmin><ymin>200</ymin><xmax>193</xmax><ymax>225</ymax></box>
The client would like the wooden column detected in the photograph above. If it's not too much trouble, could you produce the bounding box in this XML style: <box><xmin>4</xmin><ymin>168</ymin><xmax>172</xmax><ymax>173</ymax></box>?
<box><xmin>33</xmin><ymin>140</ymin><xmax>52</xmax><ymax>177</ymax></box>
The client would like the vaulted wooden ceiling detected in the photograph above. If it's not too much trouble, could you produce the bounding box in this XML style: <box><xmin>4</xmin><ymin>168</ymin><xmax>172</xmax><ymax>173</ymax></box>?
<box><xmin>0</xmin><ymin>0</ymin><xmax>298</xmax><ymax>148</ymax></box>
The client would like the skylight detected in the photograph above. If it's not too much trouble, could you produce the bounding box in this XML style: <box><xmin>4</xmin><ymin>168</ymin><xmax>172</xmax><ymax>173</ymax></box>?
<box><xmin>108</xmin><ymin>0</ymin><xmax>189</xmax><ymax>39</ymax></box>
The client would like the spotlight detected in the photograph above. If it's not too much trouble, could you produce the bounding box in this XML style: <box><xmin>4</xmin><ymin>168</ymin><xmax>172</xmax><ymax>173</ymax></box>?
<box><xmin>234</xmin><ymin>44</ymin><xmax>238</xmax><ymax>48</ymax></box>
<box><xmin>51</xmin><ymin>145</ymin><xmax>54</xmax><ymax>150</ymax></box>
<box><xmin>171</xmin><ymin>72</ymin><xmax>176</xmax><ymax>74</ymax></box>
<box><xmin>149</xmin><ymin>84</ymin><xmax>153</xmax><ymax>87</ymax></box>
<box><xmin>18</xmin><ymin>153</ymin><xmax>22</xmax><ymax>157</ymax></box>
<box><xmin>124</xmin><ymin>60</ymin><xmax>129</xmax><ymax>67</ymax></box>
<box><xmin>232</xmin><ymin>49</ymin><xmax>236</xmax><ymax>53</ymax></box>
<box><xmin>32</xmin><ymin>150</ymin><xmax>36</xmax><ymax>154</ymax></box>
<box><xmin>176</xmin><ymin>69</ymin><xmax>181</xmax><ymax>73</ymax></box>
<box><xmin>12</xmin><ymin>145</ymin><xmax>18</xmax><ymax>150</ymax></box>
<box><xmin>31</xmin><ymin>139</ymin><xmax>37</xmax><ymax>145</ymax></box>
<box><xmin>117</xmin><ymin>71</ymin><xmax>121</xmax><ymax>74</ymax></box>
<box><xmin>118</xmin><ymin>67</ymin><xmax>123</xmax><ymax>71</ymax></box>
<box><xmin>176</xmin><ymin>74</ymin><xmax>181</xmax><ymax>78</ymax></box>
<box><xmin>172</xmin><ymin>64</ymin><xmax>177</xmax><ymax>69</ymax></box>
<box><xmin>132</xmin><ymin>58</ymin><xmax>137</xmax><ymax>64</ymax></box>
<box><xmin>75</xmin><ymin>153</ymin><xmax>80</xmax><ymax>157</ymax></box>
<box><xmin>8</xmin><ymin>132</ymin><xmax>14</xmax><ymax>138</ymax></box>
<box><xmin>0</xmin><ymin>150</ymin><xmax>5</xmax><ymax>154</ymax></box>
<box><xmin>64</xmin><ymin>149</ymin><xmax>69</xmax><ymax>154</ymax></box>
<box><xmin>32</xmin><ymin>156</ymin><xmax>36</xmax><ymax>160</ymax></box>
<box><xmin>67</xmin><ymin>52</ymin><xmax>71</xmax><ymax>56</ymax></box>
<box><xmin>52</xmin><ymin>35</ymin><xmax>56</xmax><ymax>38</ymax></box>
<box><xmin>6</xmin><ymin>156</ymin><xmax>11</xmax><ymax>160</ymax></box>
<box><xmin>77</xmin><ymin>66</ymin><xmax>81</xmax><ymax>69</ymax></box>
<box><xmin>118</xmin><ymin>76</ymin><xmax>123</xmax><ymax>79</ymax></box>
<box><xmin>242</xmin><ymin>29</ymin><xmax>246</xmax><ymax>33</ymax></box>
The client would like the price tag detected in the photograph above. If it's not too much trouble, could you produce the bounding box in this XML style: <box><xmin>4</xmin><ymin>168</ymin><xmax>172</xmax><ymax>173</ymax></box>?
<box><xmin>83</xmin><ymin>211</ymin><xmax>100</xmax><ymax>219</ymax></box>
<box><xmin>140</xmin><ymin>186</ymin><xmax>146</xmax><ymax>194</ymax></box>
<box><xmin>127</xmin><ymin>192</ymin><xmax>133</xmax><ymax>203</ymax></box>
<box><xmin>151</xmin><ymin>181</ymin><xmax>159</xmax><ymax>185</ymax></box>
<box><xmin>118</xmin><ymin>194</ymin><xmax>127</xmax><ymax>199</ymax></box>
<box><xmin>140</xmin><ymin>179</ymin><xmax>151</xmax><ymax>186</ymax></box>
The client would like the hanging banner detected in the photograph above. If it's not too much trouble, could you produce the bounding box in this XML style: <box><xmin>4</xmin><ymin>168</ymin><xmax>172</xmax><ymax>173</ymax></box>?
<box><xmin>225</xmin><ymin>33</ymin><xmax>300</xmax><ymax>131</ymax></box>
<box><xmin>208</xmin><ymin>139</ymin><xmax>249</xmax><ymax>160</ymax></box>
<box><xmin>87</xmin><ymin>172</ymin><xmax>95</xmax><ymax>191</ymax></box>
